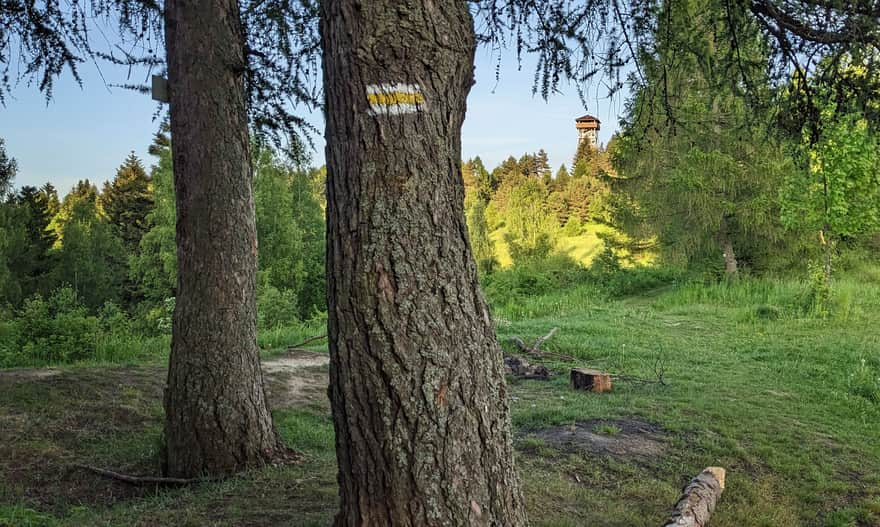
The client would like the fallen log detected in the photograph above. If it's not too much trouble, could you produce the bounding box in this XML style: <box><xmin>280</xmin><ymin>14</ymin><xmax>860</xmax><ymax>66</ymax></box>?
<box><xmin>662</xmin><ymin>467</ymin><xmax>726</xmax><ymax>527</ymax></box>
<box><xmin>570</xmin><ymin>368</ymin><xmax>613</xmax><ymax>392</ymax></box>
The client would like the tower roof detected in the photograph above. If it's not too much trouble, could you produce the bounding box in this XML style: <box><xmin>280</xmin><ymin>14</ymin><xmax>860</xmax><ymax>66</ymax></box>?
<box><xmin>575</xmin><ymin>114</ymin><xmax>600</xmax><ymax>123</ymax></box>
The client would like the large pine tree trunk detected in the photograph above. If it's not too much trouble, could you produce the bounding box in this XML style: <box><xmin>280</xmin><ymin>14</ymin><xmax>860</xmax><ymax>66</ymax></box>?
<box><xmin>162</xmin><ymin>0</ymin><xmax>284</xmax><ymax>478</ymax></box>
<box><xmin>321</xmin><ymin>1</ymin><xmax>527</xmax><ymax>525</ymax></box>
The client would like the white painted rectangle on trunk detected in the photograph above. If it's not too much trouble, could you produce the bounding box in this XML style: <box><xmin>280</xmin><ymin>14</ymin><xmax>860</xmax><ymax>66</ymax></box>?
<box><xmin>366</xmin><ymin>83</ymin><xmax>425</xmax><ymax>116</ymax></box>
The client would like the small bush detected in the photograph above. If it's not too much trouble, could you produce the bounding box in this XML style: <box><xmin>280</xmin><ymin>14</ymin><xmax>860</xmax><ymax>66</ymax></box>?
<box><xmin>594</xmin><ymin>266</ymin><xmax>681</xmax><ymax>297</ymax></box>
<box><xmin>803</xmin><ymin>260</ymin><xmax>831</xmax><ymax>318</ymax></box>
<box><xmin>258</xmin><ymin>284</ymin><xmax>301</xmax><ymax>330</ymax></box>
<box><xmin>16</xmin><ymin>287</ymin><xmax>100</xmax><ymax>365</ymax></box>
<box><xmin>98</xmin><ymin>301</ymin><xmax>131</xmax><ymax>336</ymax></box>
<box><xmin>482</xmin><ymin>254</ymin><xmax>587</xmax><ymax>306</ymax></box>
<box><xmin>0</xmin><ymin>319</ymin><xmax>23</xmax><ymax>367</ymax></box>
<box><xmin>560</xmin><ymin>217</ymin><xmax>583</xmax><ymax>237</ymax></box>
<box><xmin>505</xmin><ymin>231</ymin><xmax>555</xmax><ymax>265</ymax></box>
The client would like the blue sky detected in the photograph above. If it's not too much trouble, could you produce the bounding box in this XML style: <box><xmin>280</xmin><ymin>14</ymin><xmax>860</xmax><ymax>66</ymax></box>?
<box><xmin>1</xmin><ymin>47</ymin><xmax>628</xmax><ymax>195</ymax></box>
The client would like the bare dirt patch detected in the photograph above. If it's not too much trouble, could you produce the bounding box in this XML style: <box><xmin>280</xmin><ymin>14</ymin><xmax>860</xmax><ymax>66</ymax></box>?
<box><xmin>0</xmin><ymin>368</ymin><xmax>62</xmax><ymax>380</ymax></box>
<box><xmin>262</xmin><ymin>351</ymin><xmax>330</xmax><ymax>409</ymax></box>
<box><xmin>524</xmin><ymin>418</ymin><xmax>668</xmax><ymax>459</ymax></box>
<box><xmin>262</xmin><ymin>349</ymin><xmax>330</xmax><ymax>373</ymax></box>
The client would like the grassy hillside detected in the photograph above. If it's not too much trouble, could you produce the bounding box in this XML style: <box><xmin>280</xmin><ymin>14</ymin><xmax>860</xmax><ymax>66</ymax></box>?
<box><xmin>2</xmin><ymin>272</ymin><xmax>879</xmax><ymax>526</ymax></box>
<box><xmin>490</xmin><ymin>223</ymin><xmax>613</xmax><ymax>268</ymax></box>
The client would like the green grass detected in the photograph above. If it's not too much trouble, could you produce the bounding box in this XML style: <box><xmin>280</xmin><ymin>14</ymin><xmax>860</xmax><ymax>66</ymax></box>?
<box><xmin>490</xmin><ymin>223</ymin><xmax>610</xmax><ymax>268</ymax></box>
<box><xmin>493</xmin><ymin>272</ymin><xmax>880</xmax><ymax>526</ymax></box>
<box><xmin>2</xmin><ymin>272</ymin><xmax>879</xmax><ymax>525</ymax></box>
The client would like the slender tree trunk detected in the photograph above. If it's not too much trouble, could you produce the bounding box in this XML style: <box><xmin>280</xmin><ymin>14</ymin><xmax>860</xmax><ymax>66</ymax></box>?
<box><xmin>162</xmin><ymin>0</ymin><xmax>284</xmax><ymax>478</ymax></box>
<box><xmin>722</xmin><ymin>239</ymin><xmax>738</xmax><ymax>276</ymax></box>
<box><xmin>821</xmin><ymin>226</ymin><xmax>832</xmax><ymax>286</ymax></box>
<box><xmin>321</xmin><ymin>1</ymin><xmax>528</xmax><ymax>525</ymax></box>
<box><xmin>720</xmin><ymin>217</ymin><xmax>737</xmax><ymax>276</ymax></box>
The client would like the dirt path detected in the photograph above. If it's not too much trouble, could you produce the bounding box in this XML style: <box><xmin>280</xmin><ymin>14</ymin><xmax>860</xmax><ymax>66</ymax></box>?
<box><xmin>261</xmin><ymin>350</ymin><xmax>330</xmax><ymax>408</ymax></box>
<box><xmin>0</xmin><ymin>350</ymin><xmax>331</xmax><ymax>409</ymax></box>
<box><xmin>262</xmin><ymin>350</ymin><xmax>330</xmax><ymax>372</ymax></box>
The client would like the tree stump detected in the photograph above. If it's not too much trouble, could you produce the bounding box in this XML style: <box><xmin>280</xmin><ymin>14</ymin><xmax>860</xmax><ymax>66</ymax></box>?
<box><xmin>662</xmin><ymin>467</ymin><xmax>726</xmax><ymax>527</ymax></box>
<box><xmin>570</xmin><ymin>368</ymin><xmax>612</xmax><ymax>392</ymax></box>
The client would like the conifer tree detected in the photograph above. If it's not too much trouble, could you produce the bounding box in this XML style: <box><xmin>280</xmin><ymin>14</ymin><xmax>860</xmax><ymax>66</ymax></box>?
<box><xmin>555</xmin><ymin>164</ymin><xmax>571</xmax><ymax>188</ymax></box>
<box><xmin>611</xmin><ymin>0</ymin><xmax>795</xmax><ymax>274</ymax></box>
<box><xmin>0</xmin><ymin>139</ymin><xmax>15</xmax><ymax>196</ymax></box>
<box><xmin>100</xmin><ymin>153</ymin><xmax>154</xmax><ymax>252</ymax></box>
<box><xmin>7</xmin><ymin>186</ymin><xmax>56</xmax><ymax>301</ymax></box>
<box><xmin>536</xmin><ymin>148</ymin><xmax>552</xmax><ymax>181</ymax></box>
<box><xmin>132</xmin><ymin>129</ymin><xmax>177</xmax><ymax>305</ymax></box>
<box><xmin>466</xmin><ymin>199</ymin><xmax>497</xmax><ymax>275</ymax></box>
<box><xmin>39</xmin><ymin>183</ymin><xmax>60</xmax><ymax>219</ymax></box>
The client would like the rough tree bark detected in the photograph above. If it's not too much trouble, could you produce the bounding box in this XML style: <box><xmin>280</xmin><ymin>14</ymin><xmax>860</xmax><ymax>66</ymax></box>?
<box><xmin>162</xmin><ymin>0</ymin><xmax>284</xmax><ymax>478</ymax></box>
<box><xmin>320</xmin><ymin>1</ymin><xmax>528</xmax><ymax>525</ymax></box>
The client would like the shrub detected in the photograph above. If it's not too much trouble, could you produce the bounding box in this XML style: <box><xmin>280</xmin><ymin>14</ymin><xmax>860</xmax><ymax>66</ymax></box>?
<box><xmin>598</xmin><ymin>266</ymin><xmax>681</xmax><ymax>297</ymax></box>
<box><xmin>505</xmin><ymin>231</ymin><xmax>554</xmax><ymax>265</ymax></box>
<box><xmin>98</xmin><ymin>301</ymin><xmax>131</xmax><ymax>336</ymax></box>
<box><xmin>16</xmin><ymin>287</ymin><xmax>100</xmax><ymax>365</ymax></box>
<box><xmin>803</xmin><ymin>260</ymin><xmax>831</xmax><ymax>318</ymax></box>
<box><xmin>560</xmin><ymin>217</ymin><xmax>583</xmax><ymax>237</ymax></box>
<box><xmin>482</xmin><ymin>254</ymin><xmax>587</xmax><ymax>306</ymax></box>
<box><xmin>258</xmin><ymin>284</ymin><xmax>300</xmax><ymax>330</ymax></box>
<box><xmin>754</xmin><ymin>305</ymin><xmax>781</xmax><ymax>320</ymax></box>
<box><xmin>0</xmin><ymin>318</ymin><xmax>22</xmax><ymax>367</ymax></box>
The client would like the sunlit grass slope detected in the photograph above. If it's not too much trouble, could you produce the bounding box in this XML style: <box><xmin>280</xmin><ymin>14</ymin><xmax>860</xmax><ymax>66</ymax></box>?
<box><xmin>490</xmin><ymin>222</ymin><xmax>613</xmax><ymax>268</ymax></box>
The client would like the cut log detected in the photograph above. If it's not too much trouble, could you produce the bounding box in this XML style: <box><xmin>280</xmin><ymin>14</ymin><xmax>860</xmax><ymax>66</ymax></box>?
<box><xmin>662</xmin><ymin>467</ymin><xmax>726</xmax><ymax>527</ymax></box>
<box><xmin>570</xmin><ymin>368</ymin><xmax>612</xmax><ymax>392</ymax></box>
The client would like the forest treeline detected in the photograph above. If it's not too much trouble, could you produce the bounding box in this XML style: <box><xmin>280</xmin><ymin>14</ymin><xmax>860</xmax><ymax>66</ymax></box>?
<box><xmin>3</xmin><ymin>98</ymin><xmax>878</xmax><ymax>368</ymax></box>
<box><xmin>0</xmin><ymin>129</ymin><xmax>326</xmax><ymax>366</ymax></box>
<box><xmin>465</xmin><ymin>0</ymin><xmax>880</xmax><ymax>307</ymax></box>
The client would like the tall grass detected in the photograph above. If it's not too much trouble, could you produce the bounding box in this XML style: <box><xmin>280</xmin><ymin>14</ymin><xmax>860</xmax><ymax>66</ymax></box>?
<box><xmin>92</xmin><ymin>334</ymin><xmax>171</xmax><ymax>365</ymax></box>
<box><xmin>653</xmin><ymin>273</ymin><xmax>880</xmax><ymax>322</ymax></box>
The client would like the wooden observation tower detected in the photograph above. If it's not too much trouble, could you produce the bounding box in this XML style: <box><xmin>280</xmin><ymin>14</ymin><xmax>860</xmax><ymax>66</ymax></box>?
<box><xmin>575</xmin><ymin>114</ymin><xmax>601</xmax><ymax>150</ymax></box>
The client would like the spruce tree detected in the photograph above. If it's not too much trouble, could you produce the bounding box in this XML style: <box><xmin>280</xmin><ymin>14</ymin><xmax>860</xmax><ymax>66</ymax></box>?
<box><xmin>131</xmin><ymin>129</ymin><xmax>177</xmax><ymax>304</ymax></box>
<box><xmin>555</xmin><ymin>164</ymin><xmax>571</xmax><ymax>188</ymax></box>
<box><xmin>0</xmin><ymin>139</ymin><xmax>15</xmax><ymax>196</ymax></box>
<box><xmin>8</xmin><ymin>186</ymin><xmax>56</xmax><ymax>301</ymax></box>
<box><xmin>100</xmin><ymin>153</ymin><xmax>154</xmax><ymax>253</ymax></box>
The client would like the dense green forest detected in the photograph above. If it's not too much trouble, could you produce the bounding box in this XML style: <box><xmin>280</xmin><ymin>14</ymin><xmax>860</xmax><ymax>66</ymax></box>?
<box><xmin>0</xmin><ymin>130</ymin><xmax>327</xmax><ymax>367</ymax></box>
